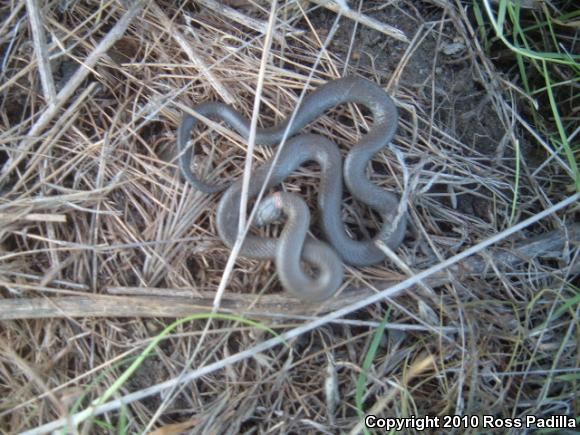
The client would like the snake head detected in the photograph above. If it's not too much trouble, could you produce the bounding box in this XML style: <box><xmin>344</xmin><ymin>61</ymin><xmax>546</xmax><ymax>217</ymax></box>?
<box><xmin>254</xmin><ymin>192</ymin><xmax>284</xmax><ymax>227</ymax></box>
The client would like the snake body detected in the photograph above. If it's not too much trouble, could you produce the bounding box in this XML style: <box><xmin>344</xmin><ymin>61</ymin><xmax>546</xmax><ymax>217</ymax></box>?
<box><xmin>215</xmin><ymin>133</ymin><xmax>404</xmax><ymax>266</ymax></box>
<box><xmin>255</xmin><ymin>192</ymin><xmax>344</xmax><ymax>302</ymax></box>
<box><xmin>178</xmin><ymin>76</ymin><xmax>406</xmax><ymax>299</ymax></box>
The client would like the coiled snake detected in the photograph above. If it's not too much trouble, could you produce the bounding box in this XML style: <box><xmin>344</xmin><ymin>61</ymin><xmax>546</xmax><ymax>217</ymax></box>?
<box><xmin>178</xmin><ymin>77</ymin><xmax>406</xmax><ymax>301</ymax></box>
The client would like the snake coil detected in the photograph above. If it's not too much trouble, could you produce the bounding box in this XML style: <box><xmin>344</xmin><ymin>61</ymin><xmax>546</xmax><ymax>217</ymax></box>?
<box><xmin>178</xmin><ymin>77</ymin><xmax>406</xmax><ymax>301</ymax></box>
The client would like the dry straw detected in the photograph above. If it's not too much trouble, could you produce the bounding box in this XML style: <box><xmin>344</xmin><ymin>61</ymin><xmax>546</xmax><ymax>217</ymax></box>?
<box><xmin>1</xmin><ymin>0</ymin><xmax>577</xmax><ymax>433</ymax></box>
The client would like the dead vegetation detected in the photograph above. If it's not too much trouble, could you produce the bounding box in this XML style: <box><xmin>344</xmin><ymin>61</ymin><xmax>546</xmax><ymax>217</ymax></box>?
<box><xmin>0</xmin><ymin>0</ymin><xmax>578</xmax><ymax>433</ymax></box>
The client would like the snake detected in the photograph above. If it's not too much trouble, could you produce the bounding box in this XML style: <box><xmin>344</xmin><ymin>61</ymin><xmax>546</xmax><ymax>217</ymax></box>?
<box><xmin>178</xmin><ymin>76</ymin><xmax>406</xmax><ymax>299</ymax></box>
<box><xmin>255</xmin><ymin>191</ymin><xmax>344</xmax><ymax>302</ymax></box>
<box><xmin>177</xmin><ymin>77</ymin><xmax>406</xmax><ymax>266</ymax></box>
<box><xmin>214</xmin><ymin>132</ymin><xmax>404</xmax><ymax>266</ymax></box>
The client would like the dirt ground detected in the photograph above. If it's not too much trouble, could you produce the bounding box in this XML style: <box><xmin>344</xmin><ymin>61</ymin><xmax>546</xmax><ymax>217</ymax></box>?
<box><xmin>0</xmin><ymin>1</ymin><xmax>578</xmax><ymax>433</ymax></box>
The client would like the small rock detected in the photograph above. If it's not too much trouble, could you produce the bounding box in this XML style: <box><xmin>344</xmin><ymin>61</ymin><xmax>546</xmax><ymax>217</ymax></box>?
<box><xmin>441</xmin><ymin>42</ymin><xmax>466</xmax><ymax>56</ymax></box>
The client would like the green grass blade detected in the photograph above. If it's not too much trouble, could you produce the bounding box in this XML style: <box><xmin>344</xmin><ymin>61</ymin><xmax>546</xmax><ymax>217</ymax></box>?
<box><xmin>496</xmin><ymin>0</ymin><xmax>508</xmax><ymax>37</ymax></box>
<box><xmin>355</xmin><ymin>309</ymin><xmax>391</xmax><ymax>435</ymax></box>
<box><xmin>541</xmin><ymin>60</ymin><xmax>580</xmax><ymax>190</ymax></box>
<box><xmin>482</xmin><ymin>0</ymin><xmax>580</xmax><ymax>65</ymax></box>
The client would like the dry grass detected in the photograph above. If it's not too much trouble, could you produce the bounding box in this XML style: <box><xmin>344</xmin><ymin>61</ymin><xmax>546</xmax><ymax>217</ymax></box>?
<box><xmin>0</xmin><ymin>1</ymin><xmax>578</xmax><ymax>433</ymax></box>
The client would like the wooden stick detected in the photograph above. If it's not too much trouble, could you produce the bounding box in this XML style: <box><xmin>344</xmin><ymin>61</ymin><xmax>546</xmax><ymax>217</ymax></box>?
<box><xmin>0</xmin><ymin>213</ymin><xmax>67</xmax><ymax>223</ymax></box>
<box><xmin>0</xmin><ymin>291</ymin><xmax>370</xmax><ymax>320</ymax></box>
<box><xmin>1</xmin><ymin>224</ymin><xmax>577</xmax><ymax>320</ymax></box>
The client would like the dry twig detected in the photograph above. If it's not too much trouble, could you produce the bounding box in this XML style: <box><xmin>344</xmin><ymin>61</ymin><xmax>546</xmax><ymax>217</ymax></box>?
<box><xmin>24</xmin><ymin>0</ymin><xmax>56</xmax><ymax>104</ymax></box>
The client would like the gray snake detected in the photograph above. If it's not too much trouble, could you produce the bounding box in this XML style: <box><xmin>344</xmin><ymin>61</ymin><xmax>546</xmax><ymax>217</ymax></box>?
<box><xmin>255</xmin><ymin>191</ymin><xmax>344</xmax><ymax>302</ymax></box>
<box><xmin>178</xmin><ymin>77</ymin><xmax>406</xmax><ymax>300</ymax></box>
